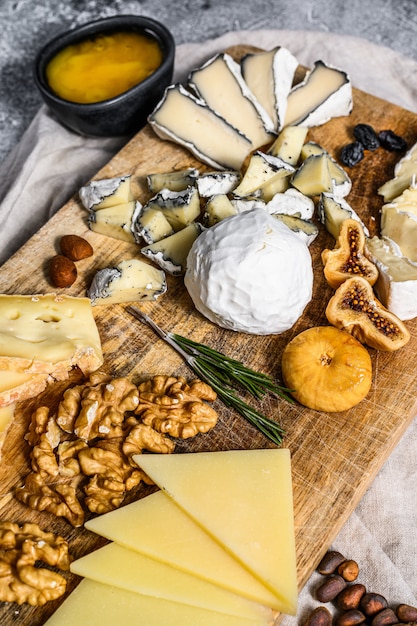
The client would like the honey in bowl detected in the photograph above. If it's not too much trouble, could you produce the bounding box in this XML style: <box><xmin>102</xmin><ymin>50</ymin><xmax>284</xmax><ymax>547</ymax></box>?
<box><xmin>46</xmin><ymin>30</ymin><xmax>163</xmax><ymax>104</ymax></box>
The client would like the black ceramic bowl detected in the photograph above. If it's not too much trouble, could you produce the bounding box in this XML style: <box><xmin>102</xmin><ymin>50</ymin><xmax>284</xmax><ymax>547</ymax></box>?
<box><xmin>33</xmin><ymin>15</ymin><xmax>175</xmax><ymax>137</ymax></box>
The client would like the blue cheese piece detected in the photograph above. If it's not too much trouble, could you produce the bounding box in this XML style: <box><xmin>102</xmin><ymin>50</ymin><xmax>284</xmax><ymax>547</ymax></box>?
<box><xmin>284</xmin><ymin>60</ymin><xmax>352</xmax><ymax>127</ymax></box>
<box><xmin>188</xmin><ymin>53</ymin><xmax>275</xmax><ymax>148</ymax></box>
<box><xmin>366</xmin><ymin>235</ymin><xmax>417</xmax><ymax>320</ymax></box>
<box><xmin>318</xmin><ymin>192</ymin><xmax>369</xmax><ymax>238</ymax></box>
<box><xmin>145</xmin><ymin>186</ymin><xmax>201</xmax><ymax>231</ymax></box>
<box><xmin>241</xmin><ymin>46</ymin><xmax>299</xmax><ymax>131</ymax></box>
<box><xmin>88</xmin><ymin>259</ymin><xmax>167</xmax><ymax>306</ymax></box>
<box><xmin>266</xmin><ymin>188</ymin><xmax>314</xmax><ymax>220</ymax></box>
<box><xmin>148</xmin><ymin>84</ymin><xmax>253</xmax><ymax>170</ymax></box>
<box><xmin>88</xmin><ymin>201</ymin><xmax>136</xmax><ymax>243</ymax></box>
<box><xmin>147</xmin><ymin>168</ymin><xmax>200</xmax><ymax>193</ymax></box>
<box><xmin>273</xmin><ymin>214</ymin><xmax>318</xmax><ymax>246</ymax></box>
<box><xmin>233</xmin><ymin>151</ymin><xmax>294</xmax><ymax>198</ymax></box>
<box><xmin>79</xmin><ymin>176</ymin><xmax>133</xmax><ymax>211</ymax></box>
<box><xmin>197</xmin><ymin>171</ymin><xmax>241</xmax><ymax>197</ymax></box>
<box><xmin>141</xmin><ymin>223</ymin><xmax>203</xmax><ymax>275</ymax></box>
<box><xmin>132</xmin><ymin>205</ymin><xmax>174</xmax><ymax>245</ymax></box>
<box><xmin>204</xmin><ymin>195</ymin><xmax>239</xmax><ymax>226</ymax></box>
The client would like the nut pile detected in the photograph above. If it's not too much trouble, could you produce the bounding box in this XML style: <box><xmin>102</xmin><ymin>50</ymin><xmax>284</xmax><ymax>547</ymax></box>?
<box><xmin>305</xmin><ymin>550</ymin><xmax>417</xmax><ymax>626</ymax></box>
<box><xmin>49</xmin><ymin>234</ymin><xmax>94</xmax><ymax>288</ymax></box>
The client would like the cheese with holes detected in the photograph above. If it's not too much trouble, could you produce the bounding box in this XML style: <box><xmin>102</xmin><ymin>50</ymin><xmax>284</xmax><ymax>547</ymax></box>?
<box><xmin>44</xmin><ymin>579</ymin><xmax>271</xmax><ymax>626</ymax></box>
<box><xmin>148</xmin><ymin>84</ymin><xmax>253</xmax><ymax>170</ymax></box>
<box><xmin>147</xmin><ymin>168</ymin><xmax>199</xmax><ymax>193</ymax></box>
<box><xmin>141</xmin><ymin>222</ymin><xmax>202</xmax><ymax>275</ymax></box>
<box><xmin>188</xmin><ymin>53</ymin><xmax>275</xmax><ymax>148</ymax></box>
<box><xmin>88</xmin><ymin>259</ymin><xmax>167</xmax><ymax>306</ymax></box>
<box><xmin>0</xmin><ymin>294</ymin><xmax>103</xmax><ymax>376</ymax></box>
<box><xmin>88</xmin><ymin>201</ymin><xmax>136</xmax><ymax>243</ymax></box>
<box><xmin>233</xmin><ymin>151</ymin><xmax>294</xmax><ymax>197</ymax></box>
<box><xmin>284</xmin><ymin>60</ymin><xmax>352</xmax><ymax>127</ymax></box>
<box><xmin>70</xmin><ymin>542</ymin><xmax>272</xmax><ymax>621</ymax></box>
<box><xmin>241</xmin><ymin>46</ymin><xmax>298</xmax><ymax>130</ymax></box>
<box><xmin>85</xmin><ymin>490</ymin><xmax>284</xmax><ymax>610</ymax></box>
<box><xmin>133</xmin><ymin>448</ymin><xmax>298</xmax><ymax>614</ymax></box>
<box><xmin>79</xmin><ymin>176</ymin><xmax>133</xmax><ymax>211</ymax></box>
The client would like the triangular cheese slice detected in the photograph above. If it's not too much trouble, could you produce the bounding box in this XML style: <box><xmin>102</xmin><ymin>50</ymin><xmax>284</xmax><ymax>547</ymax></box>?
<box><xmin>133</xmin><ymin>448</ymin><xmax>297</xmax><ymax>614</ymax></box>
<box><xmin>44</xmin><ymin>579</ymin><xmax>270</xmax><ymax>626</ymax></box>
<box><xmin>70</xmin><ymin>542</ymin><xmax>272</xmax><ymax>621</ymax></box>
<box><xmin>85</xmin><ymin>490</ymin><xmax>282</xmax><ymax>610</ymax></box>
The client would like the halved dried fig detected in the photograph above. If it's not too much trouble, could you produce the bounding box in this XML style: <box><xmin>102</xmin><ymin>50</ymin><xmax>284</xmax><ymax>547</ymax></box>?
<box><xmin>326</xmin><ymin>276</ymin><xmax>410</xmax><ymax>351</ymax></box>
<box><xmin>281</xmin><ymin>326</ymin><xmax>372</xmax><ymax>412</ymax></box>
<box><xmin>322</xmin><ymin>218</ymin><xmax>378</xmax><ymax>288</ymax></box>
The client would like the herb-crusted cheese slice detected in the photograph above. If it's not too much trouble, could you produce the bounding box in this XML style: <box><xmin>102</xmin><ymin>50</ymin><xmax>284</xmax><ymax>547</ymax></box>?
<box><xmin>141</xmin><ymin>223</ymin><xmax>202</xmax><ymax>275</ymax></box>
<box><xmin>284</xmin><ymin>60</ymin><xmax>352</xmax><ymax>127</ymax></box>
<box><xmin>88</xmin><ymin>259</ymin><xmax>167</xmax><ymax>306</ymax></box>
<box><xmin>0</xmin><ymin>294</ymin><xmax>103</xmax><ymax>376</ymax></box>
<box><xmin>149</xmin><ymin>84</ymin><xmax>253</xmax><ymax>170</ymax></box>
<box><xmin>79</xmin><ymin>176</ymin><xmax>133</xmax><ymax>211</ymax></box>
<box><xmin>241</xmin><ymin>46</ymin><xmax>298</xmax><ymax>130</ymax></box>
<box><xmin>188</xmin><ymin>53</ymin><xmax>275</xmax><ymax>148</ymax></box>
<box><xmin>88</xmin><ymin>201</ymin><xmax>136</xmax><ymax>243</ymax></box>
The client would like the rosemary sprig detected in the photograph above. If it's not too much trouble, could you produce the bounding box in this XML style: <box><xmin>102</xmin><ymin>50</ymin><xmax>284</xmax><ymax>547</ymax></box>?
<box><xmin>126</xmin><ymin>306</ymin><xmax>292</xmax><ymax>446</ymax></box>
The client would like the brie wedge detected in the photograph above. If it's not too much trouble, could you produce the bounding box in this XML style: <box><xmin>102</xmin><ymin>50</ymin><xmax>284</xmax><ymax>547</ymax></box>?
<box><xmin>79</xmin><ymin>176</ymin><xmax>133</xmax><ymax>211</ymax></box>
<box><xmin>141</xmin><ymin>223</ymin><xmax>202</xmax><ymax>275</ymax></box>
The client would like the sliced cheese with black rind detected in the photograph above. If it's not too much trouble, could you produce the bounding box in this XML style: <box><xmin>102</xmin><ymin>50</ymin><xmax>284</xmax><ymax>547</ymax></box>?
<box><xmin>273</xmin><ymin>214</ymin><xmax>318</xmax><ymax>246</ymax></box>
<box><xmin>145</xmin><ymin>186</ymin><xmax>201</xmax><ymax>231</ymax></box>
<box><xmin>366</xmin><ymin>235</ymin><xmax>417</xmax><ymax>320</ymax></box>
<box><xmin>267</xmin><ymin>125</ymin><xmax>308</xmax><ymax>165</ymax></box>
<box><xmin>233</xmin><ymin>151</ymin><xmax>294</xmax><ymax>197</ymax></box>
<box><xmin>318</xmin><ymin>192</ymin><xmax>369</xmax><ymax>238</ymax></box>
<box><xmin>147</xmin><ymin>168</ymin><xmax>200</xmax><ymax>193</ymax></box>
<box><xmin>88</xmin><ymin>201</ymin><xmax>136</xmax><ymax>243</ymax></box>
<box><xmin>188</xmin><ymin>53</ymin><xmax>275</xmax><ymax>148</ymax></box>
<box><xmin>148</xmin><ymin>84</ymin><xmax>253</xmax><ymax>170</ymax></box>
<box><xmin>197</xmin><ymin>171</ymin><xmax>241</xmax><ymax>197</ymax></box>
<box><xmin>300</xmin><ymin>141</ymin><xmax>351</xmax><ymax>197</ymax></box>
<box><xmin>284</xmin><ymin>60</ymin><xmax>352</xmax><ymax>128</ymax></box>
<box><xmin>204</xmin><ymin>194</ymin><xmax>239</xmax><ymax>226</ymax></box>
<box><xmin>132</xmin><ymin>205</ymin><xmax>175</xmax><ymax>245</ymax></box>
<box><xmin>88</xmin><ymin>259</ymin><xmax>167</xmax><ymax>306</ymax></box>
<box><xmin>291</xmin><ymin>153</ymin><xmax>333</xmax><ymax>196</ymax></box>
<box><xmin>141</xmin><ymin>223</ymin><xmax>202</xmax><ymax>275</ymax></box>
<box><xmin>240</xmin><ymin>46</ymin><xmax>299</xmax><ymax>131</ymax></box>
<box><xmin>79</xmin><ymin>176</ymin><xmax>133</xmax><ymax>211</ymax></box>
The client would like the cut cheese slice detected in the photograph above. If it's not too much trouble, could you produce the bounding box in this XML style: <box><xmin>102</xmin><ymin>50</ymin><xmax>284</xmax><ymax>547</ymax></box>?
<box><xmin>70</xmin><ymin>542</ymin><xmax>273</xmax><ymax>621</ymax></box>
<box><xmin>291</xmin><ymin>153</ymin><xmax>333</xmax><ymax>196</ymax></box>
<box><xmin>0</xmin><ymin>294</ymin><xmax>103</xmax><ymax>376</ymax></box>
<box><xmin>149</xmin><ymin>84</ymin><xmax>253</xmax><ymax>170</ymax></box>
<box><xmin>145</xmin><ymin>186</ymin><xmax>201</xmax><ymax>231</ymax></box>
<box><xmin>44</xmin><ymin>579</ymin><xmax>271</xmax><ymax>626</ymax></box>
<box><xmin>141</xmin><ymin>222</ymin><xmax>202</xmax><ymax>275</ymax></box>
<box><xmin>133</xmin><ymin>448</ymin><xmax>298</xmax><ymax>614</ymax></box>
<box><xmin>147</xmin><ymin>168</ymin><xmax>200</xmax><ymax>193</ymax></box>
<box><xmin>233</xmin><ymin>151</ymin><xmax>294</xmax><ymax>197</ymax></box>
<box><xmin>85</xmin><ymin>490</ymin><xmax>284</xmax><ymax>610</ymax></box>
<box><xmin>188</xmin><ymin>53</ymin><xmax>275</xmax><ymax>148</ymax></box>
<box><xmin>381</xmin><ymin>205</ymin><xmax>417</xmax><ymax>261</ymax></box>
<box><xmin>204</xmin><ymin>194</ymin><xmax>239</xmax><ymax>226</ymax></box>
<box><xmin>132</xmin><ymin>205</ymin><xmax>174</xmax><ymax>245</ymax></box>
<box><xmin>284</xmin><ymin>60</ymin><xmax>352</xmax><ymax>127</ymax></box>
<box><xmin>299</xmin><ymin>142</ymin><xmax>351</xmax><ymax>197</ymax></box>
<box><xmin>0</xmin><ymin>403</ymin><xmax>15</xmax><ymax>459</ymax></box>
<box><xmin>241</xmin><ymin>46</ymin><xmax>298</xmax><ymax>130</ymax></box>
<box><xmin>79</xmin><ymin>176</ymin><xmax>133</xmax><ymax>211</ymax></box>
<box><xmin>88</xmin><ymin>201</ymin><xmax>136</xmax><ymax>243</ymax></box>
<box><xmin>318</xmin><ymin>192</ymin><xmax>369</xmax><ymax>238</ymax></box>
<box><xmin>197</xmin><ymin>170</ymin><xmax>241</xmax><ymax>197</ymax></box>
<box><xmin>0</xmin><ymin>369</ymin><xmax>49</xmax><ymax>408</ymax></box>
<box><xmin>268</xmin><ymin>125</ymin><xmax>308</xmax><ymax>165</ymax></box>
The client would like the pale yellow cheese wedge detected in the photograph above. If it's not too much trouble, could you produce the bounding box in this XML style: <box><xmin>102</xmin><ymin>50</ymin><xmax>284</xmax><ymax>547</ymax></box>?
<box><xmin>0</xmin><ymin>369</ymin><xmax>49</xmax><ymax>407</ymax></box>
<box><xmin>70</xmin><ymin>542</ymin><xmax>273</xmax><ymax>621</ymax></box>
<box><xmin>0</xmin><ymin>403</ymin><xmax>15</xmax><ymax>459</ymax></box>
<box><xmin>133</xmin><ymin>448</ymin><xmax>298</xmax><ymax>615</ymax></box>
<box><xmin>85</xmin><ymin>490</ymin><xmax>283</xmax><ymax>610</ymax></box>
<box><xmin>44</xmin><ymin>579</ymin><xmax>270</xmax><ymax>626</ymax></box>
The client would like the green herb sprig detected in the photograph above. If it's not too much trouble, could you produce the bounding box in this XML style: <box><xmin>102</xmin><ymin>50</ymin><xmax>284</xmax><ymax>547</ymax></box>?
<box><xmin>126</xmin><ymin>306</ymin><xmax>292</xmax><ymax>446</ymax></box>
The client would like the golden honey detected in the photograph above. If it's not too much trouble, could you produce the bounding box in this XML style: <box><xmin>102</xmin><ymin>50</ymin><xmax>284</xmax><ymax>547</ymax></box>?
<box><xmin>46</xmin><ymin>31</ymin><xmax>163</xmax><ymax>104</ymax></box>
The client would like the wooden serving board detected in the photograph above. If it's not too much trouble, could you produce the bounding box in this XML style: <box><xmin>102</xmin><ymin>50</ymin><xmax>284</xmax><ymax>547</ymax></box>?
<box><xmin>0</xmin><ymin>45</ymin><xmax>417</xmax><ymax>625</ymax></box>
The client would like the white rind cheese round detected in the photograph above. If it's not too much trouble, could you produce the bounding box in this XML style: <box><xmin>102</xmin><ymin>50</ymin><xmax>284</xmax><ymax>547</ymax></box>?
<box><xmin>184</xmin><ymin>208</ymin><xmax>313</xmax><ymax>334</ymax></box>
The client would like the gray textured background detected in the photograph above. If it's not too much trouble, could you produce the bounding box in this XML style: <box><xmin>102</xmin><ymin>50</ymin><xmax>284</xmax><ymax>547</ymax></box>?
<box><xmin>1</xmin><ymin>0</ymin><xmax>417</xmax><ymax>166</ymax></box>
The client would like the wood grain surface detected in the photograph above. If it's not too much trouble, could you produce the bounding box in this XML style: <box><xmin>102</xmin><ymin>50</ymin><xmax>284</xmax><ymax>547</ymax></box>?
<box><xmin>0</xmin><ymin>47</ymin><xmax>416</xmax><ymax>625</ymax></box>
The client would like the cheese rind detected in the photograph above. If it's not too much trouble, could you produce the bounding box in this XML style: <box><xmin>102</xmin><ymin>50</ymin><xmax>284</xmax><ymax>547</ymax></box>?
<box><xmin>0</xmin><ymin>370</ymin><xmax>50</xmax><ymax>408</ymax></box>
<box><xmin>141</xmin><ymin>222</ymin><xmax>202</xmax><ymax>275</ymax></box>
<box><xmin>88</xmin><ymin>201</ymin><xmax>136</xmax><ymax>243</ymax></box>
<box><xmin>0</xmin><ymin>403</ymin><xmax>15</xmax><ymax>459</ymax></box>
<box><xmin>0</xmin><ymin>294</ymin><xmax>103</xmax><ymax>376</ymax></box>
<box><xmin>318</xmin><ymin>192</ymin><xmax>369</xmax><ymax>238</ymax></box>
<box><xmin>70</xmin><ymin>542</ymin><xmax>273</xmax><ymax>621</ymax></box>
<box><xmin>145</xmin><ymin>186</ymin><xmax>201</xmax><ymax>231</ymax></box>
<box><xmin>132</xmin><ymin>205</ymin><xmax>175</xmax><ymax>244</ymax></box>
<box><xmin>79</xmin><ymin>176</ymin><xmax>133</xmax><ymax>210</ymax></box>
<box><xmin>133</xmin><ymin>448</ymin><xmax>298</xmax><ymax>614</ymax></box>
<box><xmin>233</xmin><ymin>151</ymin><xmax>295</xmax><ymax>197</ymax></box>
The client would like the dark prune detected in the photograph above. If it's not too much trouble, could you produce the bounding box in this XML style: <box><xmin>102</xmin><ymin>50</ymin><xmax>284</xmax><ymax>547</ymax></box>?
<box><xmin>378</xmin><ymin>129</ymin><xmax>407</xmax><ymax>152</ymax></box>
<box><xmin>340</xmin><ymin>141</ymin><xmax>365</xmax><ymax>167</ymax></box>
<box><xmin>353</xmin><ymin>123</ymin><xmax>380</xmax><ymax>150</ymax></box>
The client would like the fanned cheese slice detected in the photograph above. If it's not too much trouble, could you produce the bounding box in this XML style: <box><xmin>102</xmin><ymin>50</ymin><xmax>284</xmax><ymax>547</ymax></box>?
<box><xmin>149</xmin><ymin>84</ymin><xmax>253</xmax><ymax>170</ymax></box>
<box><xmin>188</xmin><ymin>53</ymin><xmax>275</xmax><ymax>148</ymax></box>
<box><xmin>0</xmin><ymin>294</ymin><xmax>103</xmax><ymax>376</ymax></box>
<box><xmin>70</xmin><ymin>542</ymin><xmax>272</xmax><ymax>621</ymax></box>
<box><xmin>241</xmin><ymin>46</ymin><xmax>298</xmax><ymax>130</ymax></box>
<box><xmin>85</xmin><ymin>490</ymin><xmax>284</xmax><ymax>610</ymax></box>
<box><xmin>44</xmin><ymin>579</ymin><xmax>270</xmax><ymax>626</ymax></box>
<box><xmin>284</xmin><ymin>60</ymin><xmax>352</xmax><ymax>127</ymax></box>
<box><xmin>133</xmin><ymin>448</ymin><xmax>298</xmax><ymax>614</ymax></box>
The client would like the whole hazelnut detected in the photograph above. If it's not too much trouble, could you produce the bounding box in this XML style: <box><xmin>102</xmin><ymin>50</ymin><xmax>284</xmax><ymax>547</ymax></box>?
<box><xmin>49</xmin><ymin>254</ymin><xmax>77</xmax><ymax>287</ymax></box>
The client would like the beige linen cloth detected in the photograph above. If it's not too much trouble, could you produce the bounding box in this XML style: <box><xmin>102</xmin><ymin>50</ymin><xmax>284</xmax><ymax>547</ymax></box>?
<box><xmin>0</xmin><ymin>29</ymin><xmax>416</xmax><ymax>618</ymax></box>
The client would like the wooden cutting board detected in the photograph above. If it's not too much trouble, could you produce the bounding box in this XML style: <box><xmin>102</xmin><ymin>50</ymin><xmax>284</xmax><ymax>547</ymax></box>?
<box><xmin>0</xmin><ymin>45</ymin><xmax>416</xmax><ymax>625</ymax></box>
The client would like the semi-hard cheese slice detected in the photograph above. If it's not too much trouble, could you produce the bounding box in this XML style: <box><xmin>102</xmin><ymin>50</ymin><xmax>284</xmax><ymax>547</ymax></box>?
<box><xmin>145</xmin><ymin>186</ymin><xmax>201</xmax><ymax>231</ymax></box>
<box><xmin>44</xmin><ymin>579</ymin><xmax>271</xmax><ymax>626</ymax></box>
<box><xmin>0</xmin><ymin>403</ymin><xmax>15</xmax><ymax>459</ymax></box>
<box><xmin>232</xmin><ymin>151</ymin><xmax>295</xmax><ymax>197</ymax></box>
<box><xmin>380</xmin><ymin>205</ymin><xmax>417</xmax><ymax>261</ymax></box>
<box><xmin>284</xmin><ymin>60</ymin><xmax>352</xmax><ymax>127</ymax></box>
<box><xmin>133</xmin><ymin>448</ymin><xmax>298</xmax><ymax>614</ymax></box>
<box><xmin>88</xmin><ymin>201</ymin><xmax>136</xmax><ymax>243</ymax></box>
<box><xmin>70</xmin><ymin>542</ymin><xmax>273</xmax><ymax>621</ymax></box>
<box><xmin>0</xmin><ymin>294</ymin><xmax>103</xmax><ymax>376</ymax></box>
<box><xmin>132</xmin><ymin>205</ymin><xmax>175</xmax><ymax>244</ymax></box>
<box><xmin>0</xmin><ymin>369</ymin><xmax>49</xmax><ymax>408</ymax></box>
<box><xmin>79</xmin><ymin>175</ymin><xmax>133</xmax><ymax>211</ymax></box>
<box><xmin>148</xmin><ymin>84</ymin><xmax>253</xmax><ymax>170</ymax></box>
<box><xmin>147</xmin><ymin>167</ymin><xmax>200</xmax><ymax>193</ymax></box>
<box><xmin>85</xmin><ymin>490</ymin><xmax>284</xmax><ymax>610</ymax></box>
<box><xmin>241</xmin><ymin>46</ymin><xmax>299</xmax><ymax>130</ymax></box>
<box><xmin>141</xmin><ymin>222</ymin><xmax>202</xmax><ymax>275</ymax></box>
<box><xmin>88</xmin><ymin>259</ymin><xmax>167</xmax><ymax>306</ymax></box>
<box><xmin>268</xmin><ymin>125</ymin><xmax>308</xmax><ymax>165</ymax></box>
<box><xmin>188</xmin><ymin>53</ymin><xmax>275</xmax><ymax>148</ymax></box>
